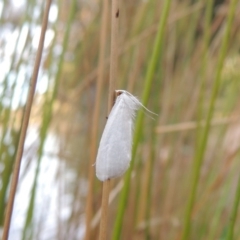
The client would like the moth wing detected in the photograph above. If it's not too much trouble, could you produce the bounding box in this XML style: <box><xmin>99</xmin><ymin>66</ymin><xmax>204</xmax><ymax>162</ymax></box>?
<box><xmin>96</xmin><ymin>95</ymin><xmax>132</xmax><ymax>181</ymax></box>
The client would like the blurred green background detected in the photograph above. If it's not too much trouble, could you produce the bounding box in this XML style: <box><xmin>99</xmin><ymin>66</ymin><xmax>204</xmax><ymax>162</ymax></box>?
<box><xmin>0</xmin><ymin>0</ymin><xmax>240</xmax><ymax>239</ymax></box>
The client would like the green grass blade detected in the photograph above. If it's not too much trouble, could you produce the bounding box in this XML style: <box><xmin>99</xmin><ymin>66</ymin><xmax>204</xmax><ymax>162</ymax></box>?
<box><xmin>181</xmin><ymin>0</ymin><xmax>239</xmax><ymax>239</ymax></box>
<box><xmin>112</xmin><ymin>1</ymin><xmax>172</xmax><ymax>239</ymax></box>
<box><xmin>226</xmin><ymin>175</ymin><xmax>240</xmax><ymax>240</ymax></box>
<box><xmin>22</xmin><ymin>0</ymin><xmax>77</xmax><ymax>238</ymax></box>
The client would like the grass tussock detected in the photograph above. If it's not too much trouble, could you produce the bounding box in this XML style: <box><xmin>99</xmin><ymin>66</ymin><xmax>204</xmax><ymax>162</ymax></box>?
<box><xmin>0</xmin><ymin>0</ymin><xmax>240</xmax><ymax>239</ymax></box>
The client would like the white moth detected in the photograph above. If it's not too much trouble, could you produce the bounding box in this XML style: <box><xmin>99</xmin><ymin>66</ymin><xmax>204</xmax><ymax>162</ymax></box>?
<box><xmin>96</xmin><ymin>90</ymin><xmax>148</xmax><ymax>181</ymax></box>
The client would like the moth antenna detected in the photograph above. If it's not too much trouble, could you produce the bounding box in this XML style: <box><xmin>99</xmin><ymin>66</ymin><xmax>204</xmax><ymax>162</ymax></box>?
<box><xmin>116</xmin><ymin>89</ymin><xmax>158</xmax><ymax>117</ymax></box>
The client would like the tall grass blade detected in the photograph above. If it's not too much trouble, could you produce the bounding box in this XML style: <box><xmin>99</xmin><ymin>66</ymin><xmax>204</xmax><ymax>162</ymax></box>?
<box><xmin>84</xmin><ymin>1</ymin><xmax>109</xmax><ymax>239</ymax></box>
<box><xmin>1</xmin><ymin>0</ymin><xmax>52</xmax><ymax>239</ymax></box>
<box><xmin>181</xmin><ymin>0</ymin><xmax>239</xmax><ymax>239</ymax></box>
<box><xmin>112</xmin><ymin>1</ymin><xmax>172</xmax><ymax>239</ymax></box>
<box><xmin>226</xmin><ymin>175</ymin><xmax>240</xmax><ymax>240</ymax></box>
<box><xmin>21</xmin><ymin>0</ymin><xmax>77</xmax><ymax>238</ymax></box>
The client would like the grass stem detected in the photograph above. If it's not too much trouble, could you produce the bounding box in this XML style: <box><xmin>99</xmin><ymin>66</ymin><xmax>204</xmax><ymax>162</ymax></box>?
<box><xmin>112</xmin><ymin>1</ymin><xmax>172</xmax><ymax>238</ymax></box>
<box><xmin>99</xmin><ymin>180</ymin><xmax>111</xmax><ymax>240</ymax></box>
<box><xmin>226</xmin><ymin>175</ymin><xmax>240</xmax><ymax>240</ymax></box>
<box><xmin>85</xmin><ymin>0</ymin><xmax>109</xmax><ymax>239</ymax></box>
<box><xmin>181</xmin><ymin>0</ymin><xmax>238</xmax><ymax>239</ymax></box>
<box><xmin>99</xmin><ymin>0</ymin><xmax>119</xmax><ymax>239</ymax></box>
<box><xmin>1</xmin><ymin>0</ymin><xmax>52</xmax><ymax>239</ymax></box>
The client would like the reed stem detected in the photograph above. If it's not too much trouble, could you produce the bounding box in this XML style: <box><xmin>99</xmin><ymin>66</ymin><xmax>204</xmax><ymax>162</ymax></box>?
<box><xmin>112</xmin><ymin>0</ymin><xmax>172</xmax><ymax>238</ymax></box>
<box><xmin>85</xmin><ymin>0</ymin><xmax>109</xmax><ymax>239</ymax></box>
<box><xmin>181</xmin><ymin>0</ymin><xmax>239</xmax><ymax>239</ymax></box>
<box><xmin>99</xmin><ymin>0</ymin><xmax>119</xmax><ymax>239</ymax></box>
<box><xmin>1</xmin><ymin>0</ymin><xmax>52</xmax><ymax>239</ymax></box>
<box><xmin>99</xmin><ymin>180</ymin><xmax>111</xmax><ymax>240</ymax></box>
<box><xmin>226</xmin><ymin>175</ymin><xmax>240</xmax><ymax>240</ymax></box>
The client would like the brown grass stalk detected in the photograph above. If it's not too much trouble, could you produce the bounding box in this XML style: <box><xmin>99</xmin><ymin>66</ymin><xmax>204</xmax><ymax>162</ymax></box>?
<box><xmin>155</xmin><ymin>116</ymin><xmax>238</xmax><ymax>134</ymax></box>
<box><xmin>192</xmin><ymin>147</ymin><xmax>240</xmax><ymax>217</ymax></box>
<box><xmin>73</xmin><ymin>2</ymin><xmax>203</xmax><ymax>97</ymax></box>
<box><xmin>99</xmin><ymin>180</ymin><xmax>111</xmax><ymax>240</ymax></box>
<box><xmin>1</xmin><ymin>0</ymin><xmax>52</xmax><ymax>239</ymax></box>
<box><xmin>84</xmin><ymin>0</ymin><xmax>109</xmax><ymax>239</ymax></box>
<box><xmin>99</xmin><ymin>0</ymin><xmax>119</xmax><ymax>239</ymax></box>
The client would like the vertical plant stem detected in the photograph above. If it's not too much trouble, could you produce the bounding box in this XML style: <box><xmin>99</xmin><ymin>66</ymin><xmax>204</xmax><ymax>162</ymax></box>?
<box><xmin>99</xmin><ymin>0</ymin><xmax>119</xmax><ymax>239</ymax></box>
<box><xmin>112</xmin><ymin>1</ymin><xmax>172</xmax><ymax>239</ymax></box>
<box><xmin>99</xmin><ymin>180</ymin><xmax>111</xmax><ymax>240</ymax></box>
<box><xmin>181</xmin><ymin>0</ymin><xmax>238</xmax><ymax>239</ymax></box>
<box><xmin>108</xmin><ymin>0</ymin><xmax>119</xmax><ymax>110</ymax></box>
<box><xmin>85</xmin><ymin>0</ymin><xmax>109</xmax><ymax>239</ymax></box>
<box><xmin>22</xmin><ymin>0</ymin><xmax>75</xmax><ymax>238</ymax></box>
<box><xmin>226</xmin><ymin>175</ymin><xmax>240</xmax><ymax>240</ymax></box>
<box><xmin>1</xmin><ymin>0</ymin><xmax>52</xmax><ymax>239</ymax></box>
<box><xmin>196</xmin><ymin>0</ymin><xmax>214</xmax><ymax>144</ymax></box>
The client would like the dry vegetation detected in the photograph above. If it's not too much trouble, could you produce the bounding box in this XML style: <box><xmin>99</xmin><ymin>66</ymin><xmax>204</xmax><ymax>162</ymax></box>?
<box><xmin>0</xmin><ymin>0</ymin><xmax>240</xmax><ymax>239</ymax></box>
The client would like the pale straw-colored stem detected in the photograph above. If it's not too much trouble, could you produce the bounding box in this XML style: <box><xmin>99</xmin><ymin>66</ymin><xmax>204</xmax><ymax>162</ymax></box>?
<box><xmin>99</xmin><ymin>0</ymin><xmax>119</xmax><ymax>239</ymax></box>
<box><xmin>84</xmin><ymin>0</ymin><xmax>109</xmax><ymax>239</ymax></box>
<box><xmin>99</xmin><ymin>180</ymin><xmax>111</xmax><ymax>240</ymax></box>
<box><xmin>2</xmin><ymin>0</ymin><xmax>52</xmax><ymax>239</ymax></box>
<box><xmin>156</xmin><ymin>116</ymin><xmax>239</xmax><ymax>134</ymax></box>
<box><xmin>108</xmin><ymin>0</ymin><xmax>119</xmax><ymax>111</ymax></box>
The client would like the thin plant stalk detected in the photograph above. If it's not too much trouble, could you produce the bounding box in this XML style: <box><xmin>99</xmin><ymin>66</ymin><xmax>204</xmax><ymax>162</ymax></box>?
<box><xmin>98</xmin><ymin>0</ymin><xmax>119</xmax><ymax>239</ymax></box>
<box><xmin>0</xmin><ymin>0</ymin><xmax>35</xmax><ymax>116</ymax></box>
<box><xmin>112</xmin><ymin>1</ymin><xmax>172</xmax><ymax>239</ymax></box>
<box><xmin>1</xmin><ymin>0</ymin><xmax>52</xmax><ymax>239</ymax></box>
<box><xmin>99</xmin><ymin>180</ymin><xmax>111</xmax><ymax>240</ymax></box>
<box><xmin>195</xmin><ymin>0</ymin><xmax>214</xmax><ymax>150</ymax></box>
<box><xmin>181</xmin><ymin>0</ymin><xmax>239</xmax><ymax>239</ymax></box>
<box><xmin>72</xmin><ymin>2</ymin><xmax>203</xmax><ymax>97</ymax></box>
<box><xmin>108</xmin><ymin>0</ymin><xmax>119</xmax><ymax>111</ymax></box>
<box><xmin>144</xmin><ymin>134</ymin><xmax>156</xmax><ymax>239</ymax></box>
<box><xmin>226</xmin><ymin>175</ymin><xmax>240</xmax><ymax>240</ymax></box>
<box><xmin>22</xmin><ymin>0</ymin><xmax>76</xmax><ymax>237</ymax></box>
<box><xmin>155</xmin><ymin>116</ymin><xmax>237</xmax><ymax>133</ymax></box>
<box><xmin>85</xmin><ymin>0</ymin><xmax>109</xmax><ymax>239</ymax></box>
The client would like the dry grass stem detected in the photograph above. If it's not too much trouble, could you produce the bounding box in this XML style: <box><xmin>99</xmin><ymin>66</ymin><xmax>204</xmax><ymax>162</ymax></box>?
<box><xmin>73</xmin><ymin>2</ymin><xmax>203</xmax><ymax>98</ymax></box>
<box><xmin>1</xmin><ymin>0</ymin><xmax>52</xmax><ymax>239</ymax></box>
<box><xmin>156</xmin><ymin>116</ymin><xmax>238</xmax><ymax>133</ymax></box>
<box><xmin>85</xmin><ymin>0</ymin><xmax>109</xmax><ymax>239</ymax></box>
<box><xmin>99</xmin><ymin>180</ymin><xmax>111</xmax><ymax>240</ymax></box>
<box><xmin>99</xmin><ymin>0</ymin><xmax>119</xmax><ymax>239</ymax></box>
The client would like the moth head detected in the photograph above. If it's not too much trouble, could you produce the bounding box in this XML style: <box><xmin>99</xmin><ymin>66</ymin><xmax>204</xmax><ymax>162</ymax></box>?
<box><xmin>115</xmin><ymin>90</ymin><xmax>124</xmax><ymax>97</ymax></box>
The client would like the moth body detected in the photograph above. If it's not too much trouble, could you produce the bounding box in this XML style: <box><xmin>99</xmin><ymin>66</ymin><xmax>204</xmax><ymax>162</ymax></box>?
<box><xmin>96</xmin><ymin>91</ymin><xmax>140</xmax><ymax>181</ymax></box>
